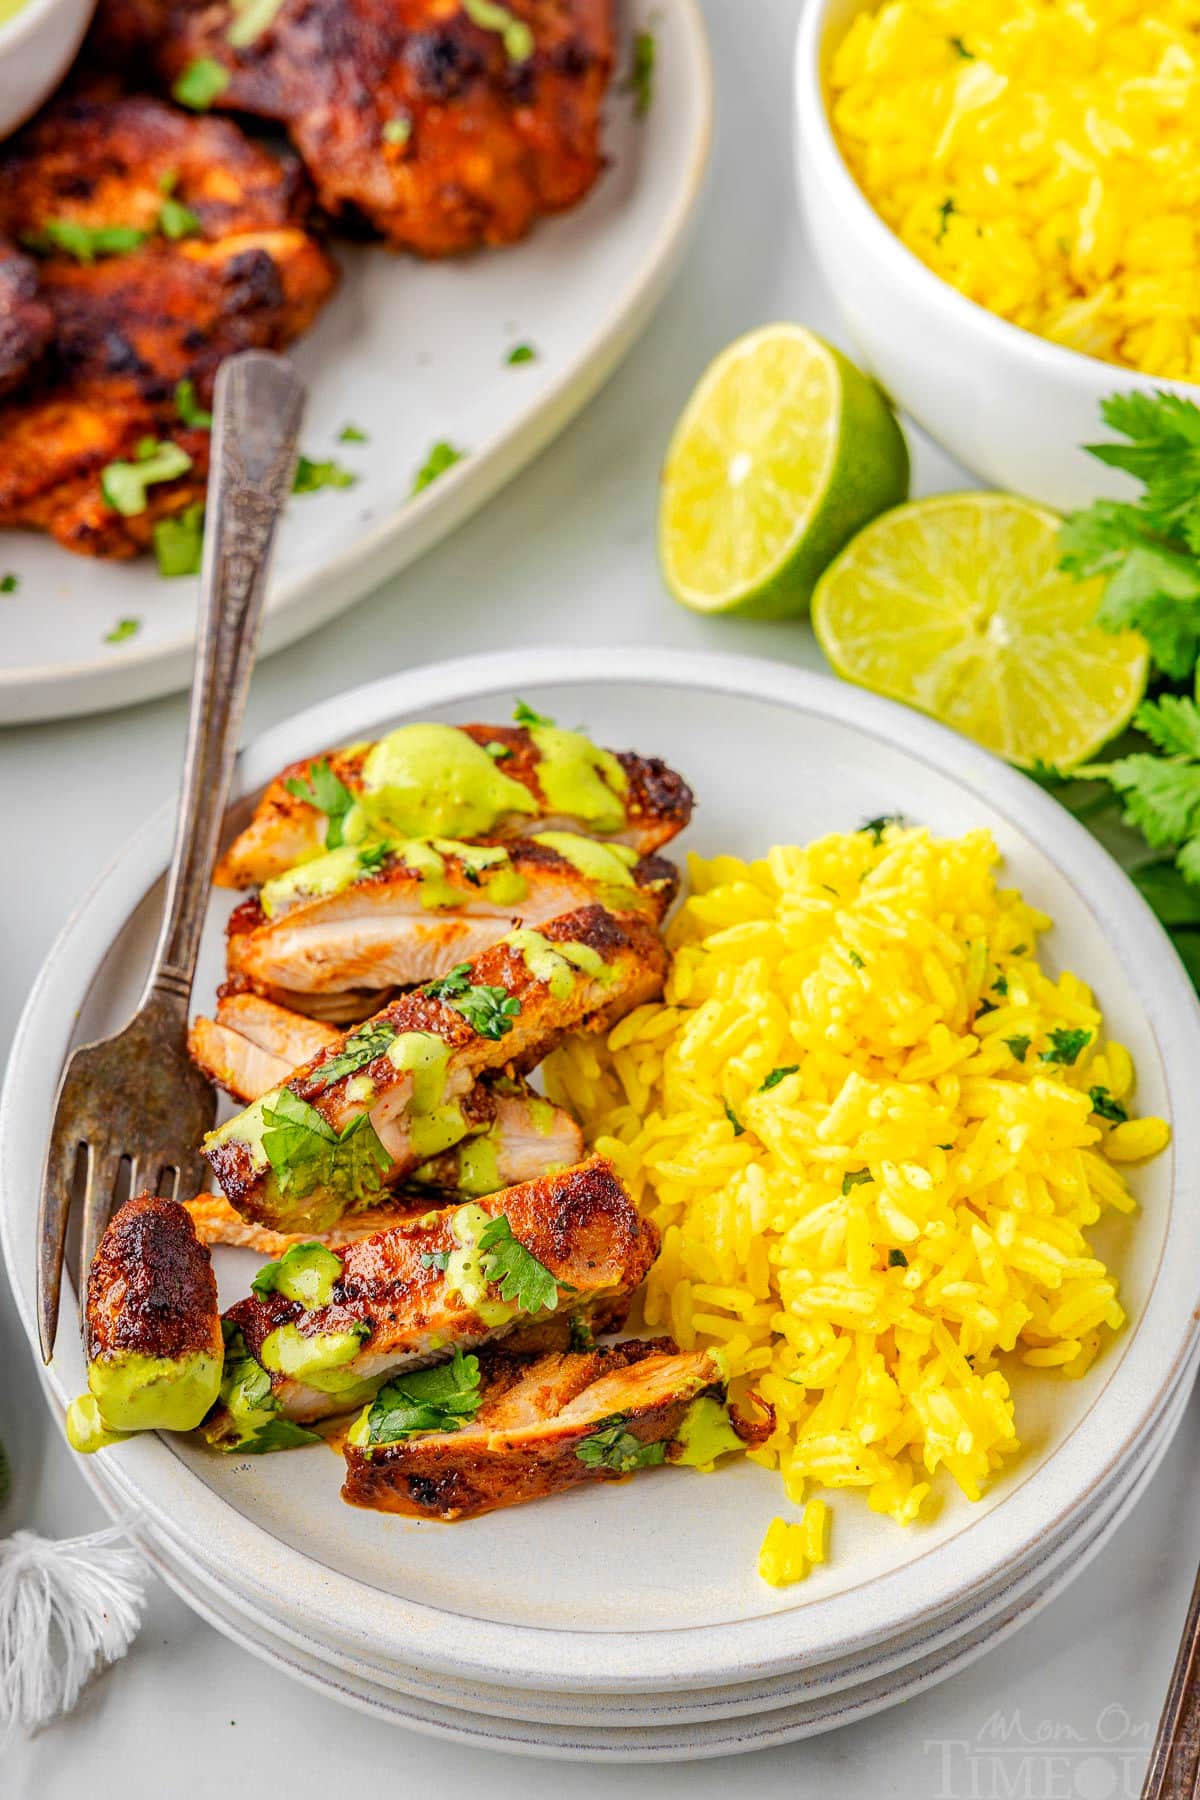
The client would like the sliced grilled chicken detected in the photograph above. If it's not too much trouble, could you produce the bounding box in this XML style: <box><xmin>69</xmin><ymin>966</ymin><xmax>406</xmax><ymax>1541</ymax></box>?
<box><xmin>222</xmin><ymin>835</ymin><xmax>678</xmax><ymax>1019</ymax></box>
<box><xmin>214</xmin><ymin>721</ymin><xmax>694</xmax><ymax>888</ymax></box>
<box><xmin>188</xmin><ymin>992</ymin><xmax>338</xmax><ymax>1103</ymax></box>
<box><xmin>201</xmin><ymin>1156</ymin><xmax>658</xmax><ymax>1448</ymax></box>
<box><xmin>66</xmin><ymin>1195</ymin><xmax>223</xmax><ymax>1452</ymax></box>
<box><xmin>342</xmin><ymin>1338</ymin><xmax>772</xmax><ymax>1520</ymax></box>
<box><xmin>203</xmin><ymin>904</ymin><xmax>666</xmax><ymax>1233</ymax></box>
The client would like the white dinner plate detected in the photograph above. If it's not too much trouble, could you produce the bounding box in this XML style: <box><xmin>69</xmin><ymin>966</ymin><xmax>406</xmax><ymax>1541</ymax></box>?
<box><xmin>3</xmin><ymin>649</ymin><xmax>1198</xmax><ymax>1701</ymax></box>
<box><xmin>0</xmin><ymin>4</ymin><xmax>711</xmax><ymax>724</ymax></box>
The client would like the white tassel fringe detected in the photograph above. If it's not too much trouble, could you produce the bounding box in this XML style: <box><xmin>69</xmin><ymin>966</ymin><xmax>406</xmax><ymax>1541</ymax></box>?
<box><xmin>0</xmin><ymin>1523</ymin><xmax>148</xmax><ymax>1735</ymax></box>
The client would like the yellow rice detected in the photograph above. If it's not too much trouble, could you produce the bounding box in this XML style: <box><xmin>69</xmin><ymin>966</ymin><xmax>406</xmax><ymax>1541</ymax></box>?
<box><xmin>544</xmin><ymin>826</ymin><xmax>1170</xmax><ymax>1556</ymax></box>
<box><xmin>828</xmin><ymin>0</ymin><xmax>1200</xmax><ymax>381</ymax></box>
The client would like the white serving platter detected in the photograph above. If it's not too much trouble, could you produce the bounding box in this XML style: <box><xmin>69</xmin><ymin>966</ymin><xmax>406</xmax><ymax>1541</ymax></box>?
<box><xmin>3</xmin><ymin>649</ymin><xmax>1198</xmax><ymax>1706</ymax></box>
<box><xmin>0</xmin><ymin>3</ymin><xmax>711</xmax><ymax>724</ymax></box>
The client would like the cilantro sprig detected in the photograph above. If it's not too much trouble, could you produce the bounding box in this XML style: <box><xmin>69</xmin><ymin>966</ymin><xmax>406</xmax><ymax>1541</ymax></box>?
<box><xmin>576</xmin><ymin>1414</ymin><xmax>666</xmax><ymax>1472</ymax></box>
<box><xmin>309</xmin><ymin>1019</ymin><xmax>397</xmax><ymax>1091</ymax></box>
<box><xmin>261</xmin><ymin>1089</ymin><xmax>390</xmax><ymax>1205</ymax></box>
<box><xmin>363</xmin><ymin>1349</ymin><xmax>483</xmax><ymax>1445</ymax></box>
<box><xmin>425</xmin><ymin>962</ymin><xmax>520</xmax><ymax>1039</ymax></box>
<box><xmin>475</xmin><ymin>1214</ymin><xmax>562</xmax><ymax>1312</ymax></box>
<box><xmin>283</xmin><ymin>757</ymin><xmax>357</xmax><ymax>848</ymax></box>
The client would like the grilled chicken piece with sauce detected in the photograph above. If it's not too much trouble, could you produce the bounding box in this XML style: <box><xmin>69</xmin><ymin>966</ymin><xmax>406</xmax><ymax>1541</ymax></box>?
<box><xmin>202</xmin><ymin>1155</ymin><xmax>657</xmax><ymax>1449</ymax></box>
<box><xmin>65</xmin><ymin>1195</ymin><xmax>224</xmax><ymax>1453</ymax></box>
<box><xmin>203</xmin><ymin>904</ymin><xmax>666</xmax><ymax>1234</ymax></box>
<box><xmin>221</xmin><ymin>833</ymin><xmax>678</xmax><ymax>1020</ymax></box>
<box><xmin>0</xmin><ymin>90</ymin><xmax>336</xmax><ymax>558</ymax></box>
<box><xmin>342</xmin><ymin>1338</ymin><xmax>772</xmax><ymax>1520</ymax></box>
<box><xmin>215</xmin><ymin>721</ymin><xmax>693</xmax><ymax>889</ymax></box>
<box><xmin>0</xmin><ymin>240</ymin><xmax>52</xmax><ymax>398</ymax></box>
<box><xmin>99</xmin><ymin>0</ymin><xmax>613</xmax><ymax>258</ymax></box>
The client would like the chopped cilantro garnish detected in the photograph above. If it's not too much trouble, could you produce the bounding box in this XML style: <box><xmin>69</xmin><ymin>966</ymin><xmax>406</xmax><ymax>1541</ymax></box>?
<box><xmin>239</xmin><ymin>1418</ymin><xmax>324</xmax><ymax>1453</ymax></box>
<box><xmin>862</xmin><ymin>814</ymin><xmax>903</xmax><ymax>844</ymax></box>
<box><xmin>412</xmin><ymin>440</ymin><xmax>465</xmax><ymax>495</ymax></box>
<box><xmin>159</xmin><ymin>196</ymin><xmax>202</xmax><ymax>240</ymax></box>
<box><xmin>936</xmin><ymin>197</ymin><xmax>957</xmax><ymax>241</ymax></box>
<box><xmin>1039</xmin><ymin>1027</ymin><xmax>1091</xmax><ymax>1067</ymax></box>
<box><xmin>760</xmin><ymin>1065</ymin><xmax>799</xmax><ymax>1091</ymax></box>
<box><xmin>723</xmin><ymin>1099</ymin><xmax>744</xmax><ymax>1137</ymax></box>
<box><xmin>485</xmin><ymin>740</ymin><xmax>513</xmax><ymax>760</ymax></box>
<box><xmin>477</xmin><ymin>1214</ymin><xmax>562</xmax><ymax>1312</ymax></box>
<box><xmin>175</xmin><ymin>379</ymin><xmax>213</xmax><ymax>430</ymax></box>
<box><xmin>104</xmin><ymin>618</ymin><xmax>141</xmax><ymax>645</ymax></box>
<box><xmin>0</xmin><ymin>573</ymin><xmax>17</xmax><ymax>594</ymax></box>
<box><xmin>172</xmin><ymin>58</ymin><xmax>230</xmax><ymax>110</ymax></box>
<box><xmin>568</xmin><ymin>1313</ymin><xmax>595</xmax><ymax>1353</ymax></box>
<box><xmin>506</xmin><ymin>343</ymin><xmax>536</xmax><ymax>365</ymax></box>
<box><xmin>842</xmin><ymin>1169</ymin><xmax>872</xmax><ymax>1195</ymax></box>
<box><xmin>283</xmin><ymin>757</ymin><xmax>357</xmax><ymax>849</ymax></box>
<box><xmin>420</xmin><ymin>1249</ymin><xmax>451</xmax><ymax>1273</ymax></box>
<box><xmin>153</xmin><ymin>504</ymin><xmax>205</xmax><ymax>578</ymax></box>
<box><xmin>948</xmin><ymin>34</ymin><xmax>974</xmax><ymax>57</ymax></box>
<box><xmin>22</xmin><ymin>219</ymin><xmax>148</xmax><ymax>262</ymax></box>
<box><xmin>513</xmin><ymin>699</ymin><xmax>553</xmax><ymax>727</ymax></box>
<box><xmin>309</xmin><ymin>1019</ymin><xmax>397</xmax><ymax>1091</ymax></box>
<box><xmin>888</xmin><ymin>1248</ymin><xmax>909</xmax><ymax>1268</ymax></box>
<box><xmin>101</xmin><ymin>440</ymin><xmax>192</xmax><ymax>517</ymax></box>
<box><xmin>1089</xmin><ymin>1086</ymin><xmax>1129</xmax><ymax>1123</ymax></box>
<box><xmin>338</xmin><ymin>422</ymin><xmax>369</xmax><ymax>443</ymax></box>
<box><xmin>293</xmin><ymin>455</ymin><xmax>357</xmax><ymax>495</ymax></box>
<box><xmin>260</xmin><ymin>1089</ymin><xmax>391</xmax><ymax>1206</ymax></box>
<box><xmin>622</xmin><ymin>27</ymin><xmax>656</xmax><ymax>118</ymax></box>
<box><xmin>462</xmin><ymin>0</ymin><xmax>533</xmax><ymax>61</ymax></box>
<box><xmin>848</xmin><ymin>948</ymin><xmax>865</xmax><ymax>969</ymax></box>
<box><xmin>576</xmin><ymin>1414</ymin><xmax>665</xmax><ymax>1472</ymax></box>
<box><xmin>992</xmin><ymin>973</ymin><xmax>1008</xmax><ymax>995</ymax></box>
<box><xmin>364</xmin><ymin>1349</ymin><xmax>483</xmax><ymax>1445</ymax></box>
<box><xmin>425</xmin><ymin>962</ymin><xmax>521</xmax><ymax>1038</ymax></box>
<box><xmin>1004</xmin><ymin>1034</ymin><xmax>1032</xmax><ymax>1062</ymax></box>
<box><xmin>251</xmin><ymin>1241</ymin><xmax>343</xmax><ymax>1305</ymax></box>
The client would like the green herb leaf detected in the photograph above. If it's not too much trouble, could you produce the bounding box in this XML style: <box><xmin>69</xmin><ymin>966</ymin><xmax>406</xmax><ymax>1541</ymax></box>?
<box><xmin>338</xmin><ymin>422</ymin><xmax>369</xmax><ymax>443</ymax></box>
<box><xmin>948</xmin><ymin>33</ymin><xmax>974</xmax><ymax>56</ymax></box>
<box><xmin>1039</xmin><ymin>1027</ymin><xmax>1091</xmax><ymax>1067</ymax></box>
<box><xmin>293</xmin><ymin>455</ymin><xmax>357</xmax><ymax>495</ymax></box>
<box><xmin>309</xmin><ymin>1019</ymin><xmax>397</xmax><ymax>1091</ymax></box>
<box><xmin>365</xmin><ymin>1348</ymin><xmax>483</xmax><ymax>1445</ymax></box>
<box><xmin>576</xmin><ymin>1414</ymin><xmax>666</xmax><ymax>1472</ymax></box>
<box><xmin>100</xmin><ymin>440</ymin><xmax>192</xmax><ymax>516</ymax></box>
<box><xmin>172</xmin><ymin>58</ymin><xmax>230</xmax><ymax>109</ymax></box>
<box><xmin>1004</xmin><ymin>1034</ymin><xmax>1031</xmax><ymax>1062</ymax></box>
<box><xmin>159</xmin><ymin>196</ymin><xmax>202</xmax><ymax>240</ymax></box>
<box><xmin>228</xmin><ymin>0</ymin><xmax>286</xmax><ymax>46</ymax></box>
<box><xmin>251</xmin><ymin>1241</ymin><xmax>343</xmax><ymax>1304</ymax></box>
<box><xmin>477</xmin><ymin>1214</ymin><xmax>561</xmax><ymax>1313</ymax></box>
<box><xmin>848</xmin><ymin>948</ymin><xmax>865</xmax><ymax>969</ymax></box>
<box><xmin>842</xmin><ymin>1169</ymin><xmax>872</xmax><ymax>1195</ymax></box>
<box><xmin>425</xmin><ymin>962</ymin><xmax>521</xmax><ymax>1038</ymax></box>
<box><xmin>513</xmin><ymin>699</ymin><xmax>553</xmax><ymax>727</ymax></box>
<box><xmin>760</xmin><ymin>1065</ymin><xmax>799</xmax><ymax>1091</ymax></box>
<box><xmin>412</xmin><ymin>441</ymin><xmax>465</xmax><ymax>495</ymax></box>
<box><xmin>568</xmin><ymin>1313</ymin><xmax>595</xmax><ymax>1353</ymax></box>
<box><xmin>239</xmin><ymin>1418</ymin><xmax>324</xmax><ymax>1453</ymax></box>
<box><xmin>622</xmin><ymin>27</ymin><xmax>656</xmax><ymax>118</ymax></box>
<box><xmin>104</xmin><ymin>617</ymin><xmax>141</xmax><ymax>644</ymax></box>
<box><xmin>936</xmin><ymin>196</ymin><xmax>957</xmax><ymax>241</ymax></box>
<box><xmin>22</xmin><ymin>219</ymin><xmax>149</xmax><ymax>263</ymax></box>
<box><xmin>420</xmin><ymin>1249</ymin><xmax>451</xmax><ymax>1272</ymax></box>
<box><xmin>153</xmin><ymin>503</ymin><xmax>205</xmax><ymax>578</ymax></box>
<box><xmin>485</xmin><ymin>740</ymin><xmax>513</xmax><ymax>760</ymax></box>
<box><xmin>0</xmin><ymin>573</ymin><xmax>17</xmax><ymax>594</ymax></box>
<box><xmin>506</xmin><ymin>343</ymin><xmax>536</xmax><ymax>365</ymax></box>
<box><xmin>174</xmin><ymin>379</ymin><xmax>213</xmax><ymax>431</ymax></box>
<box><xmin>261</xmin><ymin>1088</ymin><xmax>391</xmax><ymax>1206</ymax></box>
<box><xmin>888</xmin><ymin>1248</ymin><xmax>909</xmax><ymax>1268</ymax></box>
<box><xmin>283</xmin><ymin>757</ymin><xmax>357</xmax><ymax>849</ymax></box>
<box><xmin>723</xmin><ymin>1099</ymin><xmax>744</xmax><ymax>1137</ymax></box>
<box><xmin>462</xmin><ymin>0</ymin><xmax>533</xmax><ymax>61</ymax></box>
<box><xmin>1089</xmin><ymin>1085</ymin><xmax>1129</xmax><ymax>1123</ymax></box>
<box><xmin>862</xmin><ymin>814</ymin><xmax>903</xmax><ymax>844</ymax></box>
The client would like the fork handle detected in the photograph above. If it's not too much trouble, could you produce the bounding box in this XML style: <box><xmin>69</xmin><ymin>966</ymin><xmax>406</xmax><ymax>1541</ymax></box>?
<box><xmin>1141</xmin><ymin>1555</ymin><xmax>1200</xmax><ymax>1798</ymax></box>
<box><xmin>142</xmin><ymin>352</ymin><xmax>306</xmax><ymax>1010</ymax></box>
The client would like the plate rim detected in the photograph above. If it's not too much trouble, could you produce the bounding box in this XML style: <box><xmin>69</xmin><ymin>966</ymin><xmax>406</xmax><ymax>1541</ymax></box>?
<box><xmin>0</xmin><ymin>0</ymin><xmax>713</xmax><ymax>725</ymax></box>
<box><xmin>4</xmin><ymin>646</ymin><xmax>1198</xmax><ymax>1690</ymax></box>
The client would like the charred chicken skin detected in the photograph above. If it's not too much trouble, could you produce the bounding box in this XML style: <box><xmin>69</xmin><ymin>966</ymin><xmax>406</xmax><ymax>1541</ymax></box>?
<box><xmin>215</xmin><ymin>720</ymin><xmax>694</xmax><ymax>889</ymax></box>
<box><xmin>219</xmin><ymin>834</ymin><xmax>678</xmax><ymax>1019</ymax></box>
<box><xmin>106</xmin><ymin>0</ymin><xmax>614</xmax><ymax>257</ymax></box>
<box><xmin>202</xmin><ymin>1155</ymin><xmax>657</xmax><ymax>1448</ymax></box>
<box><xmin>342</xmin><ymin>1338</ymin><xmax>772</xmax><ymax>1520</ymax></box>
<box><xmin>0</xmin><ymin>89</ymin><xmax>337</xmax><ymax>558</ymax></box>
<box><xmin>66</xmin><ymin>1194</ymin><xmax>224</xmax><ymax>1452</ymax></box>
<box><xmin>203</xmin><ymin>904</ymin><xmax>667</xmax><ymax>1234</ymax></box>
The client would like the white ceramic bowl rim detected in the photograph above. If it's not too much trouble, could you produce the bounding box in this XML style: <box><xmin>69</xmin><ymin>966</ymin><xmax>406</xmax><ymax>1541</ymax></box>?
<box><xmin>4</xmin><ymin>648</ymin><xmax>1199</xmax><ymax>1692</ymax></box>
<box><xmin>794</xmin><ymin>0</ymin><xmax>1200</xmax><ymax>398</ymax></box>
<box><xmin>0</xmin><ymin>0</ymin><xmax>73</xmax><ymax>53</ymax></box>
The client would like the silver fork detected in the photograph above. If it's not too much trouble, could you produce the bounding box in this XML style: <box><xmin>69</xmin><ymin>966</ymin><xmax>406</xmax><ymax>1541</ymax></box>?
<box><xmin>36</xmin><ymin>350</ymin><xmax>306</xmax><ymax>1362</ymax></box>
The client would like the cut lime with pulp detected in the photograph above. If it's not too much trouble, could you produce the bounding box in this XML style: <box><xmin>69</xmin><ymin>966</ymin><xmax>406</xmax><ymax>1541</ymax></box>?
<box><xmin>658</xmin><ymin>324</ymin><xmax>910</xmax><ymax>619</ymax></box>
<box><xmin>812</xmin><ymin>493</ymin><xmax>1149</xmax><ymax>770</ymax></box>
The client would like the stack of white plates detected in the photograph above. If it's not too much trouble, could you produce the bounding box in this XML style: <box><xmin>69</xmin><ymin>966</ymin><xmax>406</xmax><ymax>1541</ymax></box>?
<box><xmin>5</xmin><ymin>653</ymin><xmax>1198</xmax><ymax>1761</ymax></box>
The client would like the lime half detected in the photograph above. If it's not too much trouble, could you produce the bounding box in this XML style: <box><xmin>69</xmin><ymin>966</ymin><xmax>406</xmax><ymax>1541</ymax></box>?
<box><xmin>658</xmin><ymin>325</ymin><xmax>910</xmax><ymax>618</ymax></box>
<box><xmin>812</xmin><ymin>493</ymin><xmax>1149</xmax><ymax>769</ymax></box>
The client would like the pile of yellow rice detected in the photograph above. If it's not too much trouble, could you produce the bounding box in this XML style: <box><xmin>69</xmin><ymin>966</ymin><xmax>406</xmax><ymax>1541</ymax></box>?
<box><xmin>544</xmin><ymin>826</ymin><xmax>1170</xmax><ymax>1574</ymax></box>
<box><xmin>828</xmin><ymin>0</ymin><xmax>1200</xmax><ymax>381</ymax></box>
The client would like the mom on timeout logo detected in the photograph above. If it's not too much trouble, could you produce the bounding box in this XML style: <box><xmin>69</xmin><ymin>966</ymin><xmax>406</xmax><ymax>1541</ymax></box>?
<box><xmin>925</xmin><ymin>1705</ymin><xmax>1152</xmax><ymax>1799</ymax></box>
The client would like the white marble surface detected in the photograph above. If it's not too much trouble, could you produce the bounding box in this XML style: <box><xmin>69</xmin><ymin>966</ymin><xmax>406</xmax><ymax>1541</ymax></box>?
<box><xmin>1</xmin><ymin>0</ymin><xmax>1195</xmax><ymax>1791</ymax></box>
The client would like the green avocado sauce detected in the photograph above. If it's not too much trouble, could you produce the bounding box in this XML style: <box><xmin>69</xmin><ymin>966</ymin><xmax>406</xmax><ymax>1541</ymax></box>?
<box><xmin>66</xmin><ymin>1349</ymin><xmax>223</xmax><ymax>1452</ymax></box>
<box><xmin>531</xmin><ymin>832</ymin><xmax>638</xmax><ymax>886</ymax></box>
<box><xmin>527</xmin><ymin>726</ymin><xmax>627</xmax><ymax>833</ymax></box>
<box><xmin>259</xmin><ymin>1323</ymin><xmax>375</xmax><ymax>1398</ymax></box>
<box><xmin>455</xmin><ymin>1128</ymin><xmax>501</xmax><ymax>1197</ymax></box>
<box><xmin>672</xmin><ymin>1397</ymin><xmax>746</xmax><ymax>1469</ymax></box>
<box><xmin>385</xmin><ymin>1031</ymin><xmax>466</xmax><ymax>1158</ymax></box>
<box><xmin>357</xmin><ymin>724</ymin><xmax>538</xmax><ymax>840</ymax></box>
<box><xmin>443</xmin><ymin>1202</ymin><xmax>517</xmax><ymax>1327</ymax></box>
<box><xmin>259</xmin><ymin>845</ymin><xmax>376</xmax><ymax>918</ymax></box>
<box><xmin>253</xmin><ymin>1241</ymin><xmax>343</xmax><ymax>1309</ymax></box>
<box><xmin>506</xmin><ymin>927</ymin><xmax>616</xmax><ymax>998</ymax></box>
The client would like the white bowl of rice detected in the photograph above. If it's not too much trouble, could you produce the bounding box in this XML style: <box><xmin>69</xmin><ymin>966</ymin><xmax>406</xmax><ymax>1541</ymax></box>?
<box><xmin>794</xmin><ymin>0</ymin><xmax>1200</xmax><ymax>510</ymax></box>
